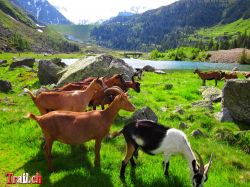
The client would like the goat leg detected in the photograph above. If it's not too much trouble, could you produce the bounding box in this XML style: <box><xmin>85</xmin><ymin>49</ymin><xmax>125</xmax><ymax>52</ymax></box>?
<box><xmin>44</xmin><ymin>138</ymin><xmax>54</xmax><ymax>172</ymax></box>
<box><xmin>120</xmin><ymin>142</ymin><xmax>135</xmax><ymax>178</ymax></box>
<box><xmin>94</xmin><ymin>138</ymin><xmax>102</xmax><ymax>167</ymax></box>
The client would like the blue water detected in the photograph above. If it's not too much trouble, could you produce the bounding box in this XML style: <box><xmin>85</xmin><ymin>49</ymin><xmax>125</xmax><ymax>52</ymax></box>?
<box><xmin>61</xmin><ymin>58</ymin><xmax>250</xmax><ymax>71</ymax></box>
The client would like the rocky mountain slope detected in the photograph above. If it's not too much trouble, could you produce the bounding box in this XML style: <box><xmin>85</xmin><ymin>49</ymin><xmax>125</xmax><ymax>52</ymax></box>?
<box><xmin>0</xmin><ymin>0</ymin><xmax>79</xmax><ymax>52</ymax></box>
<box><xmin>10</xmin><ymin>0</ymin><xmax>71</xmax><ymax>24</ymax></box>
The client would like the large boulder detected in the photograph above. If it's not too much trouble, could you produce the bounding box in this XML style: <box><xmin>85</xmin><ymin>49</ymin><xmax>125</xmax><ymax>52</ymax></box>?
<box><xmin>9</xmin><ymin>58</ymin><xmax>35</xmax><ymax>69</ymax></box>
<box><xmin>219</xmin><ymin>80</ymin><xmax>250</xmax><ymax>124</ymax></box>
<box><xmin>143</xmin><ymin>65</ymin><xmax>155</xmax><ymax>72</ymax></box>
<box><xmin>128</xmin><ymin>106</ymin><xmax>158</xmax><ymax>122</ymax></box>
<box><xmin>0</xmin><ymin>80</ymin><xmax>12</xmax><ymax>93</ymax></box>
<box><xmin>57</xmin><ymin>54</ymin><xmax>134</xmax><ymax>86</ymax></box>
<box><xmin>38</xmin><ymin>59</ymin><xmax>64</xmax><ymax>85</ymax></box>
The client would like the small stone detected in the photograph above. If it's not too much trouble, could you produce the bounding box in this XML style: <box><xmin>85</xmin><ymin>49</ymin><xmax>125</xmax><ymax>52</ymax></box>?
<box><xmin>160</xmin><ymin>107</ymin><xmax>168</xmax><ymax>112</ymax></box>
<box><xmin>155</xmin><ymin>70</ymin><xmax>166</xmax><ymax>74</ymax></box>
<box><xmin>191</xmin><ymin>129</ymin><xmax>204</xmax><ymax>137</ymax></box>
<box><xmin>129</xmin><ymin>106</ymin><xmax>158</xmax><ymax>122</ymax></box>
<box><xmin>0</xmin><ymin>80</ymin><xmax>12</xmax><ymax>93</ymax></box>
<box><xmin>0</xmin><ymin>60</ymin><xmax>7</xmax><ymax>66</ymax></box>
<box><xmin>10</xmin><ymin>58</ymin><xmax>35</xmax><ymax>69</ymax></box>
<box><xmin>179</xmin><ymin>122</ymin><xmax>188</xmax><ymax>129</ymax></box>
<box><xmin>164</xmin><ymin>84</ymin><xmax>173</xmax><ymax>90</ymax></box>
<box><xmin>192</xmin><ymin>100</ymin><xmax>213</xmax><ymax>110</ymax></box>
<box><xmin>174</xmin><ymin>106</ymin><xmax>184</xmax><ymax>115</ymax></box>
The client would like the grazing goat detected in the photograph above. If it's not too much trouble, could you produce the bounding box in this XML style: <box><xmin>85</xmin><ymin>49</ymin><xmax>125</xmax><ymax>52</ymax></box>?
<box><xmin>133</xmin><ymin>68</ymin><xmax>143</xmax><ymax>80</ymax></box>
<box><xmin>243</xmin><ymin>72</ymin><xmax>250</xmax><ymax>79</ymax></box>
<box><xmin>27</xmin><ymin>87</ymin><xmax>135</xmax><ymax>171</ymax></box>
<box><xmin>25</xmin><ymin>78</ymin><xmax>103</xmax><ymax>114</ymax></box>
<box><xmin>222</xmin><ymin>71</ymin><xmax>238</xmax><ymax>80</ymax></box>
<box><xmin>112</xmin><ymin>120</ymin><xmax>213</xmax><ymax>187</ymax></box>
<box><xmin>193</xmin><ymin>68</ymin><xmax>223</xmax><ymax>86</ymax></box>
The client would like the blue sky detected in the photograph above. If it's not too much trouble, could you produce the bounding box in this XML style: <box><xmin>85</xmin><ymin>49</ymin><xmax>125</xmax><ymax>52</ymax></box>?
<box><xmin>48</xmin><ymin>0</ymin><xmax>178</xmax><ymax>24</ymax></box>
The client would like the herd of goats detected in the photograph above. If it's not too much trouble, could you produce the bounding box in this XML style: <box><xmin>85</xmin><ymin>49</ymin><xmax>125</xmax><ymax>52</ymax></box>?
<box><xmin>194</xmin><ymin>68</ymin><xmax>250</xmax><ymax>86</ymax></box>
<box><xmin>24</xmin><ymin>67</ymin><xmax>250</xmax><ymax>186</ymax></box>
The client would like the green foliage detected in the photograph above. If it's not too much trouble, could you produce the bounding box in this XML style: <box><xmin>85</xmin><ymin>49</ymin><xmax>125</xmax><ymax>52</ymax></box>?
<box><xmin>149</xmin><ymin>47</ymin><xmax>210</xmax><ymax>62</ymax></box>
<box><xmin>0</xmin><ymin>0</ymin><xmax>35</xmax><ymax>27</ymax></box>
<box><xmin>149</xmin><ymin>49</ymin><xmax>165</xmax><ymax>59</ymax></box>
<box><xmin>10</xmin><ymin>33</ymin><xmax>30</xmax><ymax>51</ymax></box>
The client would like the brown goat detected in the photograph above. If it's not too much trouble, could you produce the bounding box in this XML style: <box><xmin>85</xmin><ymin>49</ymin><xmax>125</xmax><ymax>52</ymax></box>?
<box><xmin>27</xmin><ymin>87</ymin><xmax>135</xmax><ymax>171</ymax></box>
<box><xmin>25</xmin><ymin>78</ymin><xmax>103</xmax><ymax>114</ymax></box>
<box><xmin>55</xmin><ymin>74</ymin><xmax>127</xmax><ymax>92</ymax></box>
<box><xmin>193</xmin><ymin>68</ymin><xmax>223</xmax><ymax>86</ymax></box>
<box><xmin>222</xmin><ymin>71</ymin><xmax>238</xmax><ymax>80</ymax></box>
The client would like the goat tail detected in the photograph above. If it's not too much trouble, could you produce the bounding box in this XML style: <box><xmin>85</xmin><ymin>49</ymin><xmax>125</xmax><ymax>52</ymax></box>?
<box><xmin>26</xmin><ymin>113</ymin><xmax>39</xmax><ymax>121</ymax></box>
<box><xmin>110</xmin><ymin>129</ymin><xmax>123</xmax><ymax>139</ymax></box>
<box><xmin>24</xmin><ymin>88</ymin><xmax>36</xmax><ymax>101</ymax></box>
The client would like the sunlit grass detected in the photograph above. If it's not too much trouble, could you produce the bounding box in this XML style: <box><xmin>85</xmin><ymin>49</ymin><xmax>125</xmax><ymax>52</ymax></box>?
<box><xmin>0</xmin><ymin>56</ymin><xmax>249</xmax><ymax>186</ymax></box>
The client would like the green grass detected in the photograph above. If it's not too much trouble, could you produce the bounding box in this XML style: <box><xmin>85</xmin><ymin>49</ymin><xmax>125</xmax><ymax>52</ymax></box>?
<box><xmin>48</xmin><ymin>24</ymin><xmax>96</xmax><ymax>43</ymax></box>
<box><xmin>198</xmin><ymin>19</ymin><xmax>250</xmax><ymax>38</ymax></box>
<box><xmin>0</xmin><ymin>54</ymin><xmax>249</xmax><ymax>186</ymax></box>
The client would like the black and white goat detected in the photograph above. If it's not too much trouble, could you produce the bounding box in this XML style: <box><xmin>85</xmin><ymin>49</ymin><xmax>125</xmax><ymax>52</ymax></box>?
<box><xmin>112</xmin><ymin>120</ymin><xmax>213</xmax><ymax>187</ymax></box>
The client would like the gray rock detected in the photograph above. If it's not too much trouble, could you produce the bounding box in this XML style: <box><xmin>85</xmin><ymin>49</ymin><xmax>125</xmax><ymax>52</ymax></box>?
<box><xmin>164</xmin><ymin>84</ymin><xmax>173</xmax><ymax>90</ymax></box>
<box><xmin>57</xmin><ymin>54</ymin><xmax>134</xmax><ymax>86</ymax></box>
<box><xmin>216</xmin><ymin>107</ymin><xmax>234</xmax><ymax>122</ymax></box>
<box><xmin>129</xmin><ymin>106</ymin><xmax>158</xmax><ymax>122</ymax></box>
<box><xmin>220</xmin><ymin>80</ymin><xmax>250</xmax><ymax>124</ymax></box>
<box><xmin>202</xmin><ymin>87</ymin><xmax>222</xmax><ymax>103</ymax></box>
<box><xmin>179</xmin><ymin>122</ymin><xmax>188</xmax><ymax>129</ymax></box>
<box><xmin>191</xmin><ymin>129</ymin><xmax>203</xmax><ymax>137</ymax></box>
<box><xmin>38</xmin><ymin>59</ymin><xmax>64</xmax><ymax>85</ymax></box>
<box><xmin>10</xmin><ymin>58</ymin><xmax>35</xmax><ymax>69</ymax></box>
<box><xmin>0</xmin><ymin>60</ymin><xmax>7</xmax><ymax>66</ymax></box>
<box><xmin>155</xmin><ymin>70</ymin><xmax>166</xmax><ymax>74</ymax></box>
<box><xmin>143</xmin><ymin>65</ymin><xmax>155</xmax><ymax>72</ymax></box>
<box><xmin>174</xmin><ymin>106</ymin><xmax>185</xmax><ymax>115</ymax></box>
<box><xmin>0</xmin><ymin>80</ymin><xmax>12</xmax><ymax>93</ymax></box>
<box><xmin>51</xmin><ymin>58</ymin><xmax>67</xmax><ymax>68</ymax></box>
<box><xmin>192</xmin><ymin>100</ymin><xmax>213</xmax><ymax>110</ymax></box>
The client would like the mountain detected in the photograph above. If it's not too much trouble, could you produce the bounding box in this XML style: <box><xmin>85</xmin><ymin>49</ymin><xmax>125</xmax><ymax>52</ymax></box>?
<box><xmin>91</xmin><ymin>0</ymin><xmax>250</xmax><ymax>51</ymax></box>
<box><xmin>9</xmin><ymin>0</ymin><xmax>71</xmax><ymax>24</ymax></box>
<box><xmin>0</xmin><ymin>0</ymin><xmax>79</xmax><ymax>52</ymax></box>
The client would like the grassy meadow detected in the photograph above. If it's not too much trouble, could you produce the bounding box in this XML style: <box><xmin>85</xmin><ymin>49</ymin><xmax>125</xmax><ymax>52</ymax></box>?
<box><xmin>0</xmin><ymin>53</ymin><xmax>250</xmax><ymax>187</ymax></box>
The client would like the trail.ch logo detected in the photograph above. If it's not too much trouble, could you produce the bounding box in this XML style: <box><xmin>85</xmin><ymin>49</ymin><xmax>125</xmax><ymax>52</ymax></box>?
<box><xmin>6</xmin><ymin>172</ymin><xmax>42</xmax><ymax>184</ymax></box>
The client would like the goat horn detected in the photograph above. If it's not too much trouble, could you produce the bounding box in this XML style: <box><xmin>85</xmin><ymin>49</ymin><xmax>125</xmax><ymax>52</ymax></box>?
<box><xmin>204</xmin><ymin>152</ymin><xmax>213</xmax><ymax>175</ymax></box>
<box><xmin>104</xmin><ymin>86</ymin><xmax>124</xmax><ymax>95</ymax></box>
<box><xmin>194</xmin><ymin>150</ymin><xmax>204</xmax><ymax>174</ymax></box>
<box><xmin>131</xmin><ymin>74</ymin><xmax>135</xmax><ymax>83</ymax></box>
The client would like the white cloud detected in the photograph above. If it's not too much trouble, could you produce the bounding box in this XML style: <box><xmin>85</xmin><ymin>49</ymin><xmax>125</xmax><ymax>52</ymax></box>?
<box><xmin>48</xmin><ymin>0</ymin><xmax>178</xmax><ymax>24</ymax></box>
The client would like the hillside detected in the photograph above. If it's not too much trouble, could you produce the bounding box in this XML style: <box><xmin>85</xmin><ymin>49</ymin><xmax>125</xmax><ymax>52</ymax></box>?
<box><xmin>48</xmin><ymin>24</ymin><xmax>96</xmax><ymax>43</ymax></box>
<box><xmin>9</xmin><ymin>0</ymin><xmax>71</xmax><ymax>24</ymax></box>
<box><xmin>0</xmin><ymin>0</ymin><xmax>79</xmax><ymax>52</ymax></box>
<box><xmin>91</xmin><ymin>0</ymin><xmax>250</xmax><ymax>51</ymax></box>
